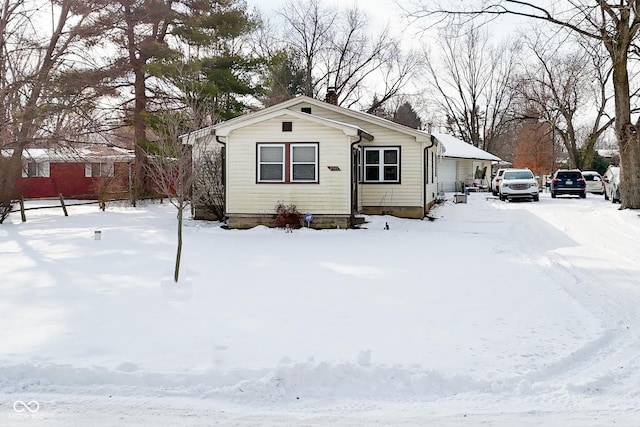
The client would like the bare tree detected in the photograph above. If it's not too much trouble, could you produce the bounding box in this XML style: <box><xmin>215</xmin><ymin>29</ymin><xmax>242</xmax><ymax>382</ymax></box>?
<box><xmin>278</xmin><ymin>0</ymin><xmax>335</xmax><ymax>97</ymax></box>
<box><xmin>274</xmin><ymin>0</ymin><xmax>420</xmax><ymax>110</ymax></box>
<box><xmin>1</xmin><ymin>0</ymin><xmax>110</xmax><ymax>222</ymax></box>
<box><xmin>514</xmin><ymin>33</ymin><xmax>614</xmax><ymax>169</ymax></box>
<box><xmin>145</xmin><ymin>114</ymin><xmax>196</xmax><ymax>283</ymax></box>
<box><xmin>403</xmin><ymin>0</ymin><xmax>640</xmax><ymax>208</ymax></box>
<box><xmin>143</xmin><ymin>69</ymin><xmax>215</xmax><ymax>282</ymax></box>
<box><xmin>422</xmin><ymin>23</ymin><xmax>518</xmax><ymax>153</ymax></box>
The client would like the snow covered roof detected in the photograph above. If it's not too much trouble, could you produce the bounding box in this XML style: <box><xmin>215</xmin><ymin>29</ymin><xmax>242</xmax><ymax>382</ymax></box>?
<box><xmin>2</xmin><ymin>145</ymin><xmax>134</xmax><ymax>162</ymax></box>
<box><xmin>597</xmin><ymin>149</ymin><xmax>618</xmax><ymax>159</ymax></box>
<box><xmin>432</xmin><ymin>132</ymin><xmax>501</xmax><ymax>162</ymax></box>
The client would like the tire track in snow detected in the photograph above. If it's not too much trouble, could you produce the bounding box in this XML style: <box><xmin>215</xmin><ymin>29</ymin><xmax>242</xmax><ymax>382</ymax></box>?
<box><xmin>499</xmin><ymin>197</ymin><xmax>640</xmax><ymax>403</ymax></box>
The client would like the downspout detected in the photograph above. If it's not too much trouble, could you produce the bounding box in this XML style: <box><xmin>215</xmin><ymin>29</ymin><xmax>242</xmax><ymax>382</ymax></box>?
<box><xmin>214</xmin><ymin>132</ymin><xmax>227</xmax><ymax>218</ymax></box>
<box><xmin>350</xmin><ymin>132</ymin><xmax>363</xmax><ymax>219</ymax></box>
<box><xmin>423</xmin><ymin>135</ymin><xmax>437</xmax><ymax>217</ymax></box>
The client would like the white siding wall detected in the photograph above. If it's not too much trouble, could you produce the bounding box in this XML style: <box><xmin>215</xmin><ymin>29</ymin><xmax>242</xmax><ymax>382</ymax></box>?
<box><xmin>440</xmin><ymin>158</ymin><xmax>492</xmax><ymax>191</ymax></box>
<box><xmin>458</xmin><ymin>160</ymin><xmax>473</xmax><ymax>185</ymax></box>
<box><xmin>293</xmin><ymin>102</ymin><xmax>427</xmax><ymax>208</ymax></box>
<box><xmin>225</xmin><ymin>116</ymin><xmax>352</xmax><ymax>215</ymax></box>
<box><xmin>458</xmin><ymin>159</ymin><xmax>491</xmax><ymax>187</ymax></box>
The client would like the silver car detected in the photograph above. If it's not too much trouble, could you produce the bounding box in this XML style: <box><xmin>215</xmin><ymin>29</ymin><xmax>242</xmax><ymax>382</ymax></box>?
<box><xmin>581</xmin><ymin>171</ymin><xmax>604</xmax><ymax>194</ymax></box>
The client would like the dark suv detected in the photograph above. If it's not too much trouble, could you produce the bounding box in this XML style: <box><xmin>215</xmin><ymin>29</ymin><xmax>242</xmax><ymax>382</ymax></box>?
<box><xmin>550</xmin><ymin>169</ymin><xmax>586</xmax><ymax>198</ymax></box>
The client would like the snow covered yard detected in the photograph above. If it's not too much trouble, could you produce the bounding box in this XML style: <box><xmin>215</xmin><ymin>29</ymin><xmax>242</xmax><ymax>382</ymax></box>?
<box><xmin>1</xmin><ymin>193</ymin><xmax>640</xmax><ymax>426</ymax></box>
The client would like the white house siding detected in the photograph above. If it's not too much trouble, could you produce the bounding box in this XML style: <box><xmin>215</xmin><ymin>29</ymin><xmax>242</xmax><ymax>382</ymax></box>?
<box><xmin>458</xmin><ymin>159</ymin><xmax>491</xmax><ymax>188</ymax></box>
<box><xmin>458</xmin><ymin>161</ymin><xmax>474</xmax><ymax>186</ymax></box>
<box><xmin>291</xmin><ymin>102</ymin><xmax>431</xmax><ymax>210</ymax></box>
<box><xmin>439</xmin><ymin>158</ymin><xmax>492</xmax><ymax>192</ymax></box>
<box><xmin>225</xmin><ymin>116</ymin><xmax>352</xmax><ymax>216</ymax></box>
<box><xmin>358</xmin><ymin>137</ymin><xmax>423</xmax><ymax>208</ymax></box>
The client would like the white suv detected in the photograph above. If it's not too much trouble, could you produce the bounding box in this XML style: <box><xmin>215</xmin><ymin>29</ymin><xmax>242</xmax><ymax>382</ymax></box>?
<box><xmin>603</xmin><ymin>165</ymin><xmax>620</xmax><ymax>203</ymax></box>
<box><xmin>499</xmin><ymin>168</ymin><xmax>539</xmax><ymax>202</ymax></box>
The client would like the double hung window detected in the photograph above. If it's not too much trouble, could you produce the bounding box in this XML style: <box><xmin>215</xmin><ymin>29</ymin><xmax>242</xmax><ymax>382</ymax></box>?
<box><xmin>257</xmin><ymin>143</ymin><xmax>318</xmax><ymax>183</ymax></box>
<box><xmin>363</xmin><ymin>147</ymin><xmax>400</xmax><ymax>183</ymax></box>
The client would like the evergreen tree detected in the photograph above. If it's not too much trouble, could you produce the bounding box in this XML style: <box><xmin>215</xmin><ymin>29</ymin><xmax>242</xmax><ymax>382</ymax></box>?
<box><xmin>393</xmin><ymin>102</ymin><xmax>422</xmax><ymax>129</ymax></box>
<box><xmin>262</xmin><ymin>51</ymin><xmax>305</xmax><ymax>107</ymax></box>
<box><xmin>100</xmin><ymin>0</ymin><xmax>254</xmax><ymax>198</ymax></box>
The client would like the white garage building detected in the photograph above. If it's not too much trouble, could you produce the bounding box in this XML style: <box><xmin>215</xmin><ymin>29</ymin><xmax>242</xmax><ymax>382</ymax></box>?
<box><xmin>432</xmin><ymin>132</ymin><xmax>502</xmax><ymax>193</ymax></box>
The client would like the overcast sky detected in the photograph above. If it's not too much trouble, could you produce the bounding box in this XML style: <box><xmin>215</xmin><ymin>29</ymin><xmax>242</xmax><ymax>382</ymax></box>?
<box><xmin>246</xmin><ymin>0</ymin><xmax>414</xmax><ymax>40</ymax></box>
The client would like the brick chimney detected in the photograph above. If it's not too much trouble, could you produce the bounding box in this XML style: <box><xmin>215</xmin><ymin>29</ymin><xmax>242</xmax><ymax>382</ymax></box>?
<box><xmin>325</xmin><ymin>87</ymin><xmax>338</xmax><ymax>105</ymax></box>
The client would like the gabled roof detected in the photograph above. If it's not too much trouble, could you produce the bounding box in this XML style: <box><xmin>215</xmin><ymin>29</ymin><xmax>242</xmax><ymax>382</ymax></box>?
<box><xmin>183</xmin><ymin>95</ymin><xmax>431</xmax><ymax>143</ymax></box>
<box><xmin>212</xmin><ymin>108</ymin><xmax>373</xmax><ymax>140</ymax></box>
<box><xmin>432</xmin><ymin>132</ymin><xmax>501</xmax><ymax>162</ymax></box>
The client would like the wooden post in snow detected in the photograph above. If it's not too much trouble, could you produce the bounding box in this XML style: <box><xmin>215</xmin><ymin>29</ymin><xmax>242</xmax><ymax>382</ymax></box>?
<box><xmin>19</xmin><ymin>197</ymin><xmax>26</xmax><ymax>222</ymax></box>
<box><xmin>59</xmin><ymin>194</ymin><xmax>68</xmax><ymax>217</ymax></box>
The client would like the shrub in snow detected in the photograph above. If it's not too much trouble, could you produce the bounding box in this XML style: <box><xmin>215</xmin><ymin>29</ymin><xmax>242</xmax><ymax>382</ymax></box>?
<box><xmin>272</xmin><ymin>202</ymin><xmax>302</xmax><ymax>229</ymax></box>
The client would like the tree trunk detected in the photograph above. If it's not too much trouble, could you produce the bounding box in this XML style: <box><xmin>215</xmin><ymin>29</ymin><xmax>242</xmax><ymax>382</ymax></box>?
<box><xmin>132</xmin><ymin>64</ymin><xmax>148</xmax><ymax>202</ymax></box>
<box><xmin>609</xmin><ymin>41</ymin><xmax>640</xmax><ymax>208</ymax></box>
<box><xmin>174</xmin><ymin>206</ymin><xmax>183</xmax><ymax>282</ymax></box>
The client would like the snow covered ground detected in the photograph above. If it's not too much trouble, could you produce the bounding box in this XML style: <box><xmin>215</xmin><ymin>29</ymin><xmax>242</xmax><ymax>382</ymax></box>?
<box><xmin>1</xmin><ymin>192</ymin><xmax>640</xmax><ymax>426</ymax></box>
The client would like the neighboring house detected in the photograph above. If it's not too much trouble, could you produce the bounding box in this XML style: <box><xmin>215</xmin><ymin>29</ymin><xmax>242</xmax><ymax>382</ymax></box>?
<box><xmin>432</xmin><ymin>132</ymin><xmax>502</xmax><ymax>192</ymax></box>
<box><xmin>184</xmin><ymin>94</ymin><xmax>440</xmax><ymax>229</ymax></box>
<box><xmin>4</xmin><ymin>144</ymin><xmax>134</xmax><ymax>199</ymax></box>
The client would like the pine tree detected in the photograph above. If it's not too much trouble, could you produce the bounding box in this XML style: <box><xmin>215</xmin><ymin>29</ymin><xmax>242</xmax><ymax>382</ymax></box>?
<box><xmin>393</xmin><ymin>102</ymin><xmax>422</xmax><ymax>129</ymax></box>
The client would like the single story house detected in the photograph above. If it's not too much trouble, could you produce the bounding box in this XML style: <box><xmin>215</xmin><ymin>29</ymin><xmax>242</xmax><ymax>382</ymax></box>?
<box><xmin>184</xmin><ymin>94</ymin><xmax>440</xmax><ymax>229</ymax></box>
<box><xmin>3</xmin><ymin>144</ymin><xmax>134</xmax><ymax>199</ymax></box>
<box><xmin>432</xmin><ymin>132</ymin><xmax>502</xmax><ymax>192</ymax></box>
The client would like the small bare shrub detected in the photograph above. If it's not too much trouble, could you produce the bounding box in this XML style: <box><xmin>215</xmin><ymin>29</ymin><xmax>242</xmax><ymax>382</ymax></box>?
<box><xmin>272</xmin><ymin>202</ymin><xmax>302</xmax><ymax>229</ymax></box>
<box><xmin>194</xmin><ymin>148</ymin><xmax>225</xmax><ymax>220</ymax></box>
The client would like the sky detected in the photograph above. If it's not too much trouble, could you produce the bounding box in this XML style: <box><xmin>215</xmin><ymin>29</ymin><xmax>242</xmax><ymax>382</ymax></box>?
<box><xmin>246</xmin><ymin>0</ymin><xmax>421</xmax><ymax>44</ymax></box>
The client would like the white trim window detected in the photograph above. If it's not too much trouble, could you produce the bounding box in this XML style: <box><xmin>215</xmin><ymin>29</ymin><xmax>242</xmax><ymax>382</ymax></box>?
<box><xmin>290</xmin><ymin>144</ymin><xmax>317</xmax><ymax>182</ymax></box>
<box><xmin>22</xmin><ymin>161</ymin><xmax>50</xmax><ymax>178</ymax></box>
<box><xmin>85</xmin><ymin>162</ymin><xmax>115</xmax><ymax>177</ymax></box>
<box><xmin>257</xmin><ymin>144</ymin><xmax>285</xmax><ymax>182</ymax></box>
<box><xmin>363</xmin><ymin>147</ymin><xmax>400</xmax><ymax>183</ymax></box>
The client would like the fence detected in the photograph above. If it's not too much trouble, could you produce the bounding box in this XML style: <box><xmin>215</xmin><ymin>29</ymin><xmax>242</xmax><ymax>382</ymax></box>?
<box><xmin>10</xmin><ymin>193</ymin><xmax>164</xmax><ymax>222</ymax></box>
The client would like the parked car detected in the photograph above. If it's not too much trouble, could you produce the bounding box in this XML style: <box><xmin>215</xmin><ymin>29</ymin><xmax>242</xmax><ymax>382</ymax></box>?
<box><xmin>602</xmin><ymin>165</ymin><xmax>621</xmax><ymax>203</ymax></box>
<box><xmin>491</xmin><ymin>168</ymin><xmax>506</xmax><ymax>196</ymax></box>
<box><xmin>581</xmin><ymin>171</ymin><xmax>604</xmax><ymax>194</ymax></box>
<box><xmin>550</xmin><ymin>169</ymin><xmax>586</xmax><ymax>198</ymax></box>
<box><xmin>498</xmin><ymin>168</ymin><xmax>539</xmax><ymax>202</ymax></box>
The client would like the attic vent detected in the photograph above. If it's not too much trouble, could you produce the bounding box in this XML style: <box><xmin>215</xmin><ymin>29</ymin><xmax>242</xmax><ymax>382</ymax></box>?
<box><xmin>282</xmin><ymin>121</ymin><xmax>292</xmax><ymax>132</ymax></box>
<box><xmin>301</xmin><ymin>107</ymin><xmax>311</xmax><ymax>114</ymax></box>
